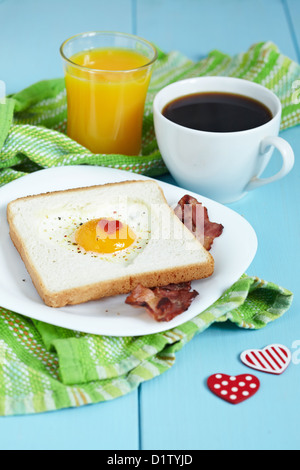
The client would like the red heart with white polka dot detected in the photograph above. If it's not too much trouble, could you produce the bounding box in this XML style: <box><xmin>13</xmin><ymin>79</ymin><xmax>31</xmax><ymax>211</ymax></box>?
<box><xmin>207</xmin><ymin>373</ymin><xmax>260</xmax><ymax>405</ymax></box>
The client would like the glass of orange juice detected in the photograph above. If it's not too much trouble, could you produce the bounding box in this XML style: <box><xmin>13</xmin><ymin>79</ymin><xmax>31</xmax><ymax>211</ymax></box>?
<box><xmin>60</xmin><ymin>31</ymin><xmax>157</xmax><ymax>156</ymax></box>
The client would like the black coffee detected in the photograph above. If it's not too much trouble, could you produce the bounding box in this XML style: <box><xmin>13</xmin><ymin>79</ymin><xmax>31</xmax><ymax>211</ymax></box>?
<box><xmin>162</xmin><ymin>92</ymin><xmax>273</xmax><ymax>132</ymax></box>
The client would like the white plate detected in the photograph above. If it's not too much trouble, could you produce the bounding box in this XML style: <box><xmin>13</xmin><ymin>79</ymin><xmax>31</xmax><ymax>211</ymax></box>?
<box><xmin>0</xmin><ymin>166</ymin><xmax>257</xmax><ymax>336</ymax></box>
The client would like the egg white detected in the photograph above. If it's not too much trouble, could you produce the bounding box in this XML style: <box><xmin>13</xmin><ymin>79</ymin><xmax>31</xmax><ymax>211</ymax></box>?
<box><xmin>37</xmin><ymin>199</ymin><xmax>151</xmax><ymax>265</ymax></box>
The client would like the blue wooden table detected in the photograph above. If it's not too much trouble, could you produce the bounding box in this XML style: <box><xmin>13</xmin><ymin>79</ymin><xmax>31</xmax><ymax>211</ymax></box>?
<box><xmin>0</xmin><ymin>0</ymin><xmax>299</xmax><ymax>450</ymax></box>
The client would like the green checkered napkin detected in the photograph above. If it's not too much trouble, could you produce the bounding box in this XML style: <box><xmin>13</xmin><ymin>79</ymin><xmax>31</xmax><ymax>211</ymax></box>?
<box><xmin>1</xmin><ymin>41</ymin><xmax>300</xmax><ymax>186</ymax></box>
<box><xmin>0</xmin><ymin>276</ymin><xmax>293</xmax><ymax>415</ymax></box>
<box><xmin>0</xmin><ymin>42</ymin><xmax>296</xmax><ymax>415</ymax></box>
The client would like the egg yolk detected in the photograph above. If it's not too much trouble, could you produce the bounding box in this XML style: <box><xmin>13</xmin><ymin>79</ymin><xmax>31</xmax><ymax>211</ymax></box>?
<box><xmin>75</xmin><ymin>218</ymin><xmax>136</xmax><ymax>254</ymax></box>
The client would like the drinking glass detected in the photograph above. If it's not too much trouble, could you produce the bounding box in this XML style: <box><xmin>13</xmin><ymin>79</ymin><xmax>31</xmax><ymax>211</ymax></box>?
<box><xmin>60</xmin><ymin>31</ymin><xmax>157</xmax><ymax>155</ymax></box>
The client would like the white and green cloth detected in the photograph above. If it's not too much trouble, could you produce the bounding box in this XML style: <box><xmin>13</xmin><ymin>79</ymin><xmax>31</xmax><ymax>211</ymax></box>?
<box><xmin>0</xmin><ymin>276</ymin><xmax>293</xmax><ymax>416</ymax></box>
<box><xmin>0</xmin><ymin>42</ymin><xmax>297</xmax><ymax>415</ymax></box>
<box><xmin>1</xmin><ymin>41</ymin><xmax>300</xmax><ymax>186</ymax></box>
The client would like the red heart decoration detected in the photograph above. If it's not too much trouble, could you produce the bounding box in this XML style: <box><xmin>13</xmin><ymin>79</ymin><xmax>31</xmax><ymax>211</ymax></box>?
<box><xmin>207</xmin><ymin>373</ymin><xmax>260</xmax><ymax>405</ymax></box>
<box><xmin>240</xmin><ymin>344</ymin><xmax>291</xmax><ymax>375</ymax></box>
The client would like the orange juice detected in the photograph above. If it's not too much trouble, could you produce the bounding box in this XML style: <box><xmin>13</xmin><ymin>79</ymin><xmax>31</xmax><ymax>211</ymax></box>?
<box><xmin>64</xmin><ymin>48</ymin><xmax>153</xmax><ymax>155</ymax></box>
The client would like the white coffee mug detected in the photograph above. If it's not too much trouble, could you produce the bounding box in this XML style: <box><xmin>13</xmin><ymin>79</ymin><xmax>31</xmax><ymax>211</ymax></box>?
<box><xmin>153</xmin><ymin>77</ymin><xmax>294</xmax><ymax>203</ymax></box>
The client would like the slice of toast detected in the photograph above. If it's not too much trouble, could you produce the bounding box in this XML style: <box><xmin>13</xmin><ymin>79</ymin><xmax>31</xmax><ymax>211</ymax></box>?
<box><xmin>7</xmin><ymin>180</ymin><xmax>214</xmax><ymax>308</ymax></box>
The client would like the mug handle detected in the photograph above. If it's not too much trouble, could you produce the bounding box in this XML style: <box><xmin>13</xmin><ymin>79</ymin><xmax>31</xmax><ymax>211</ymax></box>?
<box><xmin>245</xmin><ymin>136</ymin><xmax>295</xmax><ymax>192</ymax></box>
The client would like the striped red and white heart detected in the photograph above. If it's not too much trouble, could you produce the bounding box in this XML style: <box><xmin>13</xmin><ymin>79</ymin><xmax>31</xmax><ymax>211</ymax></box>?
<box><xmin>240</xmin><ymin>344</ymin><xmax>291</xmax><ymax>375</ymax></box>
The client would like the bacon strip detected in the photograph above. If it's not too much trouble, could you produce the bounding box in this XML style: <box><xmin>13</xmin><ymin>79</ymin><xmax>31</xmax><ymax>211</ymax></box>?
<box><xmin>174</xmin><ymin>195</ymin><xmax>224</xmax><ymax>251</ymax></box>
<box><xmin>125</xmin><ymin>195</ymin><xmax>224</xmax><ymax>322</ymax></box>
<box><xmin>125</xmin><ymin>282</ymin><xmax>199</xmax><ymax>322</ymax></box>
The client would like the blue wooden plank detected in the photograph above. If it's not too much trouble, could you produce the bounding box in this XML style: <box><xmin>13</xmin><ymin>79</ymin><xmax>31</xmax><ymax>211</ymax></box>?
<box><xmin>0</xmin><ymin>393</ymin><xmax>140</xmax><ymax>450</ymax></box>
<box><xmin>285</xmin><ymin>0</ymin><xmax>300</xmax><ymax>60</ymax></box>
<box><xmin>139</xmin><ymin>302</ymin><xmax>300</xmax><ymax>450</ymax></box>
<box><xmin>0</xmin><ymin>0</ymin><xmax>139</xmax><ymax>451</ymax></box>
<box><xmin>135</xmin><ymin>0</ymin><xmax>298</xmax><ymax>61</ymax></box>
<box><xmin>0</xmin><ymin>0</ymin><xmax>133</xmax><ymax>94</ymax></box>
<box><xmin>142</xmin><ymin>122</ymin><xmax>300</xmax><ymax>449</ymax></box>
<box><xmin>136</xmin><ymin>0</ymin><xmax>300</xmax><ymax>449</ymax></box>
